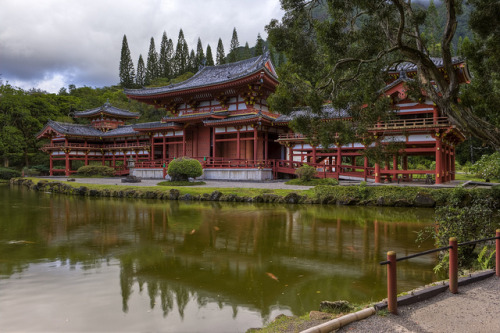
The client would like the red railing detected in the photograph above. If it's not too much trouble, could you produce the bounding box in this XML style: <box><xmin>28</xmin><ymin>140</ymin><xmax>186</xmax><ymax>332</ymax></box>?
<box><xmin>380</xmin><ymin>230</ymin><xmax>500</xmax><ymax>314</ymax></box>
<box><xmin>371</xmin><ymin>117</ymin><xmax>450</xmax><ymax>130</ymax></box>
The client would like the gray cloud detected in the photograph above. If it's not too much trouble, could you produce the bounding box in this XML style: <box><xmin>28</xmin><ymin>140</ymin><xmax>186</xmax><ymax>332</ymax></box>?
<box><xmin>0</xmin><ymin>0</ymin><xmax>284</xmax><ymax>92</ymax></box>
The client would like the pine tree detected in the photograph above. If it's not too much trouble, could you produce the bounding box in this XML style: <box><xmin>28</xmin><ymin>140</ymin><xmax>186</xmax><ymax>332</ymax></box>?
<box><xmin>174</xmin><ymin>29</ymin><xmax>190</xmax><ymax>76</ymax></box>
<box><xmin>241</xmin><ymin>42</ymin><xmax>252</xmax><ymax>60</ymax></box>
<box><xmin>227</xmin><ymin>27</ymin><xmax>240</xmax><ymax>63</ymax></box>
<box><xmin>145</xmin><ymin>37</ymin><xmax>159</xmax><ymax>85</ymax></box>
<box><xmin>216</xmin><ymin>38</ymin><xmax>225</xmax><ymax>65</ymax></box>
<box><xmin>136</xmin><ymin>54</ymin><xmax>145</xmax><ymax>86</ymax></box>
<box><xmin>206</xmin><ymin>44</ymin><xmax>214</xmax><ymax>66</ymax></box>
<box><xmin>254</xmin><ymin>33</ymin><xmax>265</xmax><ymax>57</ymax></box>
<box><xmin>159</xmin><ymin>31</ymin><xmax>173</xmax><ymax>79</ymax></box>
<box><xmin>195</xmin><ymin>38</ymin><xmax>205</xmax><ymax>69</ymax></box>
<box><xmin>189</xmin><ymin>49</ymin><xmax>196</xmax><ymax>72</ymax></box>
<box><xmin>119</xmin><ymin>35</ymin><xmax>135</xmax><ymax>88</ymax></box>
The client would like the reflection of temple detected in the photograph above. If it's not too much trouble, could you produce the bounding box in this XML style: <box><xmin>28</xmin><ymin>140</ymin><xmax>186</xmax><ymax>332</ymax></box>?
<box><xmin>37</xmin><ymin>54</ymin><xmax>470</xmax><ymax>184</ymax></box>
<box><xmin>28</xmin><ymin>195</ymin><xmax>436</xmax><ymax>318</ymax></box>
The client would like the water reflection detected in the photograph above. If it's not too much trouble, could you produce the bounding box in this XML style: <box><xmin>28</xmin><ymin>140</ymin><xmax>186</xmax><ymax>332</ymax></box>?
<box><xmin>0</xmin><ymin>186</ymin><xmax>437</xmax><ymax>331</ymax></box>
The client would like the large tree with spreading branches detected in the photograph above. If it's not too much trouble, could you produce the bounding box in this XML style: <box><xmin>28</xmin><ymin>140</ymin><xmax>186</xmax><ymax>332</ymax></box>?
<box><xmin>266</xmin><ymin>0</ymin><xmax>500</xmax><ymax>150</ymax></box>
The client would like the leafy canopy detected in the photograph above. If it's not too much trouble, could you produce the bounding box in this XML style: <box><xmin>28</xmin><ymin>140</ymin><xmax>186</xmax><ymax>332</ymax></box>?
<box><xmin>266</xmin><ymin>0</ymin><xmax>500</xmax><ymax>149</ymax></box>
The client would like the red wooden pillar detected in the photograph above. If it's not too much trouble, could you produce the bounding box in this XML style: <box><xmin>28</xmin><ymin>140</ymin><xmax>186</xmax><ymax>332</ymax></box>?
<box><xmin>212</xmin><ymin>128</ymin><xmax>217</xmax><ymax>159</ymax></box>
<box><xmin>65</xmin><ymin>149</ymin><xmax>70</xmax><ymax>177</ymax></box>
<box><xmin>336</xmin><ymin>146</ymin><xmax>341</xmax><ymax>178</ymax></box>
<box><xmin>264</xmin><ymin>131</ymin><xmax>268</xmax><ymax>161</ymax></box>
<box><xmin>150</xmin><ymin>135</ymin><xmax>155</xmax><ymax>161</ymax></box>
<box><xmin>447</xmin><ymin>145</ymin><xmax>452</xmax><ymax>182</ymax></box>
<box><xmin>402</xmin><ymin>155</ymin><xmax>408</xmax><ymax>181</ymax></box>
<box><xmin>393</xmin><ymin>155</ymin><xmax>398</xmax><ymax>181</ymax></box>
<box><xmin>375</xmin><ymin>163</ymin><xmax>381</xmax><ymax>183</ymax></box>
<box><xmin>112</xmin><ymin>152</ymin><xmax>116</xmax><ymax>168</ymax></box>
<box><xmin>435</xmin><ymin>137</ymin><xmax>443</xmax><ymax>184</ymax></box>
<box><xmin>364</xmin><ymin>156</ymin><xmax>368</xmax><ymax>181</ymax></box>
<box><xmin>253</xmin><ymin>126</ymin><xmax>258</xmax><ymax>162</ymax></box>
<box><xmin>288</xmin><ymin>144</ymin><xmax>293</xmax><ymax>163</ymax></box>
<box><xmin>84</xmin><ymin>151</ymin><xmax>89</xmax><ymax>166</ymax></box>
<box><xmin>451</xmin><ymin>147</ymin><xmax>456</xmax><ymax>180</ymax></box>
<box><xmin>387</xmin><ymin>251</ymin><xmax>397</xmax><ymax>314</ymax></box>
<box><xmin>312</xmin><ymin>146</ymin><xmax>317</xmax><ymax>165</ymax></box>
<box><xmin>162</xmin><ymin>136</ymin><xmax>166</xmax><ymax>162</ymax></box>
<box><xmin>237</xmin><ymin>130</ymin><xmax>241</xmax><ymax>159</ymax></box>
<box><xmin>49</xmin><ymin>155</ymin><xmax>53</xmax><ymax>176</ymax></box>
<box><xmin>182</xmin><ymin>130</ymin><xmax>186</xmax><ymax>157</ymax></box>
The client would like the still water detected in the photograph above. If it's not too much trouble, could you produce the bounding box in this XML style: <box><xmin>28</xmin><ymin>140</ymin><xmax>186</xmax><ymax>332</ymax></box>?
<box><xmin>0</xmin><ymin>185</ymin><xmax>437</xmax><ymax>332</ymax></box>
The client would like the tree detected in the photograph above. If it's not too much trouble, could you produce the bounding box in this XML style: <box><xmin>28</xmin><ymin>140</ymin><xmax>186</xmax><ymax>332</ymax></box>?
<box><xmin>119</xmin><ymin>35</ymin><xmax>135</xmax><ymax>88</ymax></box>
<box><xmin>159</xmin><ymin>31</ymin><xmax>174</xmax><ymax>79</ymax></box>
<box><xmin>460</xmin><ymin>0</ymin><xmax>500</xmax><ymax>135</ymax></box>
<box><xmin>195</xmin><ymin>38</ymin><xmax>205</xmax><ymax>69</ymax></box>
<box><xmin>216</xmin><ymin>38</ymin><xmax>225</xmax><ymax>65</ymax></box>
<box><xmin>136</xmin><ymin>54</ymin><xmax>145</xmax><ymax>86</ymax></box>
<box><xmin>227</xmin><ymin>27</ymin><xmax>240</xmax><ymax>63</ymax></box>
<box><xmin>266</xmin><ymin>0</ymin><xmax>500</xmax><ymax>149</ymax></box>
<box><xmin>145</xmin><ymin>37</ymin><xmax>159</xmax><ymax>85</ymax></box>
<box><xmin>189</xmin><ymin>49</ymin><xmax>196</xmax><ymax>73</ymax></box>
<box><xmin>174</xmin><ymin>29</ymin><xmax>190</xmax><ymax>76</ymax></box>
<box><xmin>242</xmin><ymin>42</ymin><xmax>252</xmax><ymax>60</ymax></box>
<box><xmin>206</xmin><ymin>44</ymin><xmax>215</xmax><ymax>66</ymax></box>
<box><xmin>254</xmin><ymin>33</ymin><xmax>265</xmax><ymax>57</ymax></box>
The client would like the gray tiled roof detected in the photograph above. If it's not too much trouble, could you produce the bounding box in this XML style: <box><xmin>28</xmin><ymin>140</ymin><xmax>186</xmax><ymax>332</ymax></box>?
<box><xmin>132</xmin><ymin>121</ymin><xmax>183</xmax><ymax>129</ymax></box>
<box><xmin>38</xmin><ymin>120</ymin><xmax>140</xmax><ymax>138</ymax></box>
<box><xmin>388</xmin><ymin>57</ymin><xmax>463</xmax><ymax>72</ymax></box>
<box><xmin>274</xmin><ymin>105</ymin><xmax>349</xmax><ymax>123</ymax></box>
<box><xmin>203</xmin><ymin>112</ymin><xmax>277</xmax><ymax>125</ymax></box>
<box><xmin>103</xmin><ymin>125</ymin><xmax>138</xmax><ymax>137</ymax></box>
<box><xmin>124</xmin><ymin>52</ymin><xmax>277</xmax><ymax>97</ymax></box>
<box><xmin>40</xmin><ymin>120</ymin><xmax>104</xmax><ymax>137</ymax></box>
<box><xmin>73</xmin><ymin>102</ymin><xmax>139</xmax><ymax>118</ymax></box>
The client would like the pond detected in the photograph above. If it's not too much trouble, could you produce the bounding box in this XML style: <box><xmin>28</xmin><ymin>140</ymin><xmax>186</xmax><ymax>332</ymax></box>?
<box><xmin>0</xmin><ymin>185</ymin><xmax>438</xmax><ymax>332</ymax></box>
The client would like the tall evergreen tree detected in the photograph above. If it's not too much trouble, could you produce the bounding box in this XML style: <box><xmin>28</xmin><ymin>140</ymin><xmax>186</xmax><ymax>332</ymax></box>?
<box><xmin>206</xmin><ymin>44</ymin><xmax>214</xmax><ymax>66</ymax></box>
<box><xmin>119</xmin><ymin>35</ymin><xmax>135</xmax><ymax>88</ymax></box>
<box><xmin>159</xmin><ymin>31</ymin><xmax>173</xmax><ymax>79</ymax></box>
<box><xmin>195</xmin><ymin>38</ymin><xmax>205</xmax><ymax>69</ymax></box>
<box><xmin>254</xmin><ymin>33</ymin><xmax>265</xmax><ymax>57</ymax></box>
<box><xmin>242</xmin><ymin>42</ymin><xmax>252</xmax><ymax>60</ymax></box>
<box><xmin>216</xmin><ymin>38</ymin><xmax>225</xmax><ymax>65</ymax></box>
<box><xmin>174</xmin><ymin>29</ymin><xmax>190</xmax><ymax>76</ymax></box>
<box><xmin>189</xmin><ymin>49</ymin><xmax>196</xmax><ymax>72</ymax></box>
<box><xmin>136</xmin><ymin>54</ymin><xmax>145</xmax><ymax>86</ymax></box>
<box><xmin>227</xmin><ymin>27</ymin><xmax>240</xmax><ymax>63</ymax></box>
<box><xmin>145</xmin><ymin>37</ymin><xmax>159</xmax><ymax>85</ymax></box>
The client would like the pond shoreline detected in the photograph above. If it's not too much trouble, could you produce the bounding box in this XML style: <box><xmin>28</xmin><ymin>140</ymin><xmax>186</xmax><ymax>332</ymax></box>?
<box><xmin>9</xmin><ymin>177</ymin><xmax>477</xmax><ymax>208</ymax></box>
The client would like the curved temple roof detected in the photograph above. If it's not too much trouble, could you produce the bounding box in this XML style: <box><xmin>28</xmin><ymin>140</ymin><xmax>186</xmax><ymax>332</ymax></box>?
<box><xmin>124</xmin><ymin>52</ymin><xmax>278</xmax><ymax>97</ymax></box>
<box><xmin>73</xmin><ymin>102</ymin><xmax>140</xmax><ymax>119</ymax></box>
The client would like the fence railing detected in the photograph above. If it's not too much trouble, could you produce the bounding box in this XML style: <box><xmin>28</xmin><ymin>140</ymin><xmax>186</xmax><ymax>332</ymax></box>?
<box><xmin>380</xmin><ymin>230</ymin><xmax>500</xmax><ymax>314</ymax></box>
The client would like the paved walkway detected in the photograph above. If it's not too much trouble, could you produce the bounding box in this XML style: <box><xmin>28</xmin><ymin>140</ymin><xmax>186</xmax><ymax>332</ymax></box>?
<box><xmin>44</xmin><ymin>176</ymin><xmax>469</xmax><ymax>190</ymax></box>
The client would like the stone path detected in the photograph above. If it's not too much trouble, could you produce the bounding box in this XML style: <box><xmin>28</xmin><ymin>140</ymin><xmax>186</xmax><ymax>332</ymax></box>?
<box><xmin>335</xmin><ymin>275</ymin><xmax>500</xmax><ymax>333</ymax></box>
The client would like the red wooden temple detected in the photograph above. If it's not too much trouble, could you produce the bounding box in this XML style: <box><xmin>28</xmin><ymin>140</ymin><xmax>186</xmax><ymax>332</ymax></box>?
<box><xmin>37</xmin><ymin>53</ymin><xmax>471</xmax><ymax>184</ymax></box>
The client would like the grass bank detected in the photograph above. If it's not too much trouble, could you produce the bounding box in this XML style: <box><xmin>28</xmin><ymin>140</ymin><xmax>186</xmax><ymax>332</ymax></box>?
<box><xmin>10</xmin><ymin>177</ymin><xmax>500</xmax><ymax>208</ymax></box>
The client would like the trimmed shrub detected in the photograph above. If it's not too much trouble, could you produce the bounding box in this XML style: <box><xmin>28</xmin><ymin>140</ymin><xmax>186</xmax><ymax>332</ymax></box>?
<box><xmin>0</xmin><ymin>167</ymin><xmax>21</xmax><ymax>180</ymax></box>
<box><xmin>77</xmin><ymin>165</ymin><xmax>115</xmax><ymax>177</ymax></box>
<box><xmin>295</xmin><ymin>164</ymin><xmax>317</xmax><ymax>181</ymax></box>
<box><xmin>167</xmin><ymin>157</ymin><xmax>203</xmax><ymax>181</ymax></box>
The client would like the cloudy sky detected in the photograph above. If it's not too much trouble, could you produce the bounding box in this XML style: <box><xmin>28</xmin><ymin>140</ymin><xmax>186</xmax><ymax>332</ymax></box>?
<box><xmin>0</xmin><ymin>0</ymin><xmax>284</xmax><ymax>93</ymax></box>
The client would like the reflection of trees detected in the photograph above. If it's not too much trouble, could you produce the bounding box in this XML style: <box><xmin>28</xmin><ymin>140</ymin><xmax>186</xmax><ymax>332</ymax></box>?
<box><xmin>2</xmin><ymin>186</ymin><xmax>437</xmax><ymax>319</ymax></box>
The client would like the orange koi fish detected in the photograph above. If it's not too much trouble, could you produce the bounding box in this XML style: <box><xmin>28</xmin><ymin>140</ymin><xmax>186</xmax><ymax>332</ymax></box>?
<box><xmin>266</xmin><ymin>272</ymin><xmax>279</xmax><ymax>282</ymax></box>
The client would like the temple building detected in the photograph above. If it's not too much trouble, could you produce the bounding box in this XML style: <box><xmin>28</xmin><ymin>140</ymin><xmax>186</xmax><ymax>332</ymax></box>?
<box><xmin>37</xmin><ymin>53</ymin><xmax>471</xmax><ymax>184</ymax></box>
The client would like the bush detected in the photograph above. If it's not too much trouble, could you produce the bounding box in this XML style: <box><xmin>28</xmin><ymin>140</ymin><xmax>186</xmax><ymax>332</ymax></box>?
<box><xmin>167</xmin><ymin>157</ymin><xmax>203</xmax><ymax>181</ymax></box>
<box><xmin>77</xmin><ymin>165</ymin><xmax>115</xmax><ymax>177</ymax></box>
<box><xmin>471</xmin><ymin>152</ymin><xmax>500</xmax><ymax>181</ymax></box>
<box><xmin>0</xmin><ymin>167</ymin><xmax>21</xmax><ymax>180</ymax></box>
<box><xmin>295</xmin><ymin>164</ymin><xmax>317</xmax><ymax>181</ymax></box>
